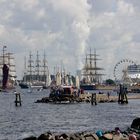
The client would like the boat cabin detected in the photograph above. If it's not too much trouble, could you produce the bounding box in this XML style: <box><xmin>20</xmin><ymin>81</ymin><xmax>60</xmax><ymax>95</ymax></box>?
<box><xmin>49</xmin><ymin>85</ymin><xmax>81</xmax><ymax>103</ymax></box>
<box><xmin>61</xmin><ymin>85</ymin><xmax>74</xmax><ymax>95</ymax></box>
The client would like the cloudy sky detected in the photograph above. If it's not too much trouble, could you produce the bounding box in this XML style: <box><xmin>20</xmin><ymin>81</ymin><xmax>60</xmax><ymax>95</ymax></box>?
<box><xmin>0</xmin><ymin>0</ymin><xmax>140</xmax><ymax>80</ymax></box>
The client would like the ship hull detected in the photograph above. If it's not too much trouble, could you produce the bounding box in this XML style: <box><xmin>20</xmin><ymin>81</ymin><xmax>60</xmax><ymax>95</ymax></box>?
<box><xmin>19</xmin><ymin>83</ymin><xmax>29</xmax><ymax>89</ymax></box>
<box><xmin>80</xmin><ymin>84</ymin><xmax>96</xmax><ymax>90</ymax></box>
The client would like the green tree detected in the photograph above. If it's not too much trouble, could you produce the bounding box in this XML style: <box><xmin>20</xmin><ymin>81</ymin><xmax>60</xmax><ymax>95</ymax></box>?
<box><xmin>105</xmin><ymin>79</ymin><xmax>115</xmax><ymax>85</ymax></box>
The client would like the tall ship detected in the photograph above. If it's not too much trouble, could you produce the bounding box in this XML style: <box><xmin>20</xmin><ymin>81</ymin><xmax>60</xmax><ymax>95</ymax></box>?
<box><xmin>80</xmin><ymin>48</ymin><xmax>104</xmax><ymax>90</ymax></box>
<box><xmin>19</xmin><ymin>51</ymin><xmax>51</xmax><ymax>89</ymax></box>
<box><xmin>0</xmin><ymin>46</ymin><xmax>16</xmax><ymax>89</ymax></box>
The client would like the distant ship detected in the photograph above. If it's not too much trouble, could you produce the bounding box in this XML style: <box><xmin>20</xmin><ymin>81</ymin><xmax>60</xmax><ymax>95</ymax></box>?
<box><xmin>0</xmin><ymin>46</ymin><xmax>16</xmax><ymax>89</ymax></box>
<box><xmin>18</xmin><ymin>82</ymin><xmax>29</xmax><ymax>89</ymax></box>
<box><xmin>19</xmin><ymin>51</ymin><xmax>51</xmax><ymax>89</ymax></box>
<box><xmin>80</xmin><ymin>48</ymin><xmax>104</xmax><ymax>90</ymax></box>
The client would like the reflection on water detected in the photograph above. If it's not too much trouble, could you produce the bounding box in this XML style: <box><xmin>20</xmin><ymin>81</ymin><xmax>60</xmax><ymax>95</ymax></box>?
<box><xmin>0</xmin><ymin>89</ymin><xmax>139</xmax><ymax>140</ymax></box>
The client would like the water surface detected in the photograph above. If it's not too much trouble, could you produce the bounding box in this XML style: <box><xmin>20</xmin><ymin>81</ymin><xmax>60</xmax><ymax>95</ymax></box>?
<box><xmin>0</xmin><ymin>89</ymin><xmax>139</xmax><ymax>140</ymax></box>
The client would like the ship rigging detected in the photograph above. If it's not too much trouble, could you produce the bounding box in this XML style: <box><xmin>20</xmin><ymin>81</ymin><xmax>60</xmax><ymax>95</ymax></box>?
<box><xmin>20</xmin><ymin>51</ymin><xmax>50</xmax><ymax>89</ymax></box>
<box><xmin>80</xmin><ymin>48</ymin><xmax>104</xmax><ymax>90</ymax></box>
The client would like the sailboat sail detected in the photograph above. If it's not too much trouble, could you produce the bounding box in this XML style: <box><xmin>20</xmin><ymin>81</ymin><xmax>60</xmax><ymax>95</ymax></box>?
<box><xmin>56</xmin><ymin>72</ymin><xmax>61</xmax><ymax>86</ymax></box>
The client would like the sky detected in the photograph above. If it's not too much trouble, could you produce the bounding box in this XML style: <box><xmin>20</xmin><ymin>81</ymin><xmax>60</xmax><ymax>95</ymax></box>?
<box><xmin>0</xmin><ymin>0</ymin><xmax>140</xmax><ymax>80</ymax></box>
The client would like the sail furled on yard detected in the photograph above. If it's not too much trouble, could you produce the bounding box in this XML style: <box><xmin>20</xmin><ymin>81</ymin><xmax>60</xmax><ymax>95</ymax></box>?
<box><xmin>56</xmin><ymin>72</ymin><xmax>61</xmax><ymax>86</ymax></box>
<box><xmin>75</xmin><ymin>76</ymin><xmax>80</xmax><ymax>88</ymax></box>
<box><xmin>2</xmin><ymin>64</ymin><xmax>9</xmax><ymax>89</ymax></box>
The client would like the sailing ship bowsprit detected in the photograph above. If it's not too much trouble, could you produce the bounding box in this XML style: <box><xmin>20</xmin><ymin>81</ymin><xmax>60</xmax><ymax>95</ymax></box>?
<box><xmin>80</xmin><ymin>49</ymin><xmax>104</xmax><ymax>90</ymax></box>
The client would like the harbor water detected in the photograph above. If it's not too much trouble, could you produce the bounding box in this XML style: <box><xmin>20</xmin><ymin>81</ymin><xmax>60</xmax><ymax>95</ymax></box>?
<box><xmin>0</xmin><ymin>89</ymin><xmax>140</xmax><ymax>140</ymax></box>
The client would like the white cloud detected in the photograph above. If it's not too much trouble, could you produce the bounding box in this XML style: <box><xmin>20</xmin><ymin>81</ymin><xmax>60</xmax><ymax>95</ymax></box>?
<box><xmin>88</xmin><ymin>0</ymin><xmax>140</xmax><ymax>79</ymax></box>
<box><xmin>0</xmin><ymin>0</ymin><xmax>139</xmax><ymax>80</ymax></box>
<box><xmin>117</xmin><ymin>0</ymin><xmax>134</xmax><ymax>15</ymax></box>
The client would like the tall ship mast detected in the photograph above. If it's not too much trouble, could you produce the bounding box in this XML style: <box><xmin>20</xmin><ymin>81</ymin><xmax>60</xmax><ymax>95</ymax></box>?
<box><xmin>19</xmin><ymin>52</ymin><xmax>34</xmax><ymax>89</ymax></box>
<box><xmin>19</xmin><ymin>51</ymin><xmax>51</xmax><ymax>89</ymax></box>
<box><xmin>35</xmin><ymin>51</ymin><xmax>41</xmax><ymax>82</ymax></box>
<box><xmin>42</xmin><ymin>51</ymin><xmax>50</xmax><ymax>87</ymax></box>
<box><xmin>28</xmin><ymin>51</ymin><xmax>34</xmax><ymax>84</ymax></box>
<box><xmin>0</xmin><ymin>46</ymin><xmax>16</xmax><ymax>89</ymax></box>
<box><xmin>6</xmin><ymin>52</ymin><xmax>16</xmax><ymax>88</ymax></box>
<box><xmin>23</xmin><ymin>56</ymin><xmax>27</xmax><ymax>83</ymax></box>
<box><xmin>80</xmin><ymin>48</ymin><xmax>104</xmax><ymax>90</ymax></box>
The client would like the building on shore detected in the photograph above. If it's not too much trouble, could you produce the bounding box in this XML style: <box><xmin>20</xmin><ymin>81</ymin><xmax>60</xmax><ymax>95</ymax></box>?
<box><xmin>127</xmin><ymin>64</ymin><xmax>140</xmax><ymax>83</ymax></box>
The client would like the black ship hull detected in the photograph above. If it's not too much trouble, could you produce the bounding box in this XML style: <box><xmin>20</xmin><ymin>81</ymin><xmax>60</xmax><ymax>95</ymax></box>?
<box><xmin>19</xmin><ymin>83</ymin><xmax>29</xmax><ymax>89</ymax></box>
<box><xmin>80</xmin><ymin>84</ymin><xmax>96</xmax><ymax>90</ymax></box>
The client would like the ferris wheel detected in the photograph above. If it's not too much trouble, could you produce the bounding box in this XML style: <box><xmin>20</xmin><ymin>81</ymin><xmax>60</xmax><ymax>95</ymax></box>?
<box><xmin>113</xmin><ymin>59</ymin><xmax>137</xmax><ymax>84</ymax></box>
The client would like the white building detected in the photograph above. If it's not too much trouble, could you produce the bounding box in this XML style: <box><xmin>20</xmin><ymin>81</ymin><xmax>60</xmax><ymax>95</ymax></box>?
<box><xmin>127</xmin><ymin>65</ymin><xmax>140</xmax><ymax>82</ymax></box>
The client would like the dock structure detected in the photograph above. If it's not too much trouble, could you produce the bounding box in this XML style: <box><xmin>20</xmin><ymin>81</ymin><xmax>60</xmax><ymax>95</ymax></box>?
<box><xmin>118</xmin><ymin>84</ymin><xmax>128</xmax><ymax>104</ymax></box>
<box><xmin>91</xmin><ymin>93</ymin><xmax>97</xmax><ymax>105</ymax></box>
<box><xmin>15</xmin><ymin>92</ymin><xmax>22</xmax><ymax>106</ymax></box>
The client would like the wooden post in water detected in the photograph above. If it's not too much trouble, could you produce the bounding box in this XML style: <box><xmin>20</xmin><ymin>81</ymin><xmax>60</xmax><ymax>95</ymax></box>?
<box><xmin>91</xmin><ymin>93</ymin><xmax>97</xmax><ymax>105</ymax></box>
<box><xmin>124</xmin><ymin>86</ymin><xmax>128</xmax><ymax>103</ymax></box>
<box><xmin>118</xmin><ymin>84</ymin><xmax>128</xmax><ymax>104</ymax></box>
<box><xmin>15</xmin><ymin>92</ymin><xmax>22</xmax><ymax>106</ymax></box>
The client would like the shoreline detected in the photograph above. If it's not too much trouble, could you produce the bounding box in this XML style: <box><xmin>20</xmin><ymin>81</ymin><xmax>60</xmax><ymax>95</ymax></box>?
<box><xmin>23</xmin><ymin>118</ymin><xmax>140</xmax><ymax>140</ymax></box>
<box><xmin>110</xmin><ymin>94</ymin><xmax>140</xmax><ymax>100</ymax></box>
<box><xmin>81</xmin><ymin>93</ymin><xmax>140</xmax><ymax>102</ymax></box>
<box><xmin>36</xmin><ymin>92</ymin><xmax>140</xmax><ymax>104</ymax></box>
